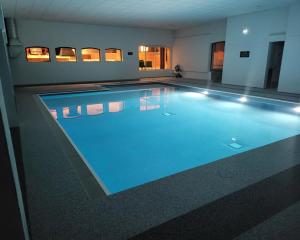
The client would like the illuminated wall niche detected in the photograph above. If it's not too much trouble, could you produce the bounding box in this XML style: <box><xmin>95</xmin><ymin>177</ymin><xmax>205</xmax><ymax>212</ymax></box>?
<box><xmin>55</xmin><ymin>47</ymin><xmax>77</xmax><ymax>62</ymax></box>
<box><xmin>82</xmin><ymin>48</ymin><xmax>101</xmax><ymax>62</ymax></box>
<box><xmin>25</xmin><ymin>47</ymin><xmax>50</xmax><ymax>62</ymax></box>
<box><xmin>105</xmin><ymin>48</ymin><xmax>123</xmax><ymax>62</ymax></box>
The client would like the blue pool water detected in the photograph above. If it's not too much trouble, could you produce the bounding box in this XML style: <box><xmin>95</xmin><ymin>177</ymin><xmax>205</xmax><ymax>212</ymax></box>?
<box><xmin>41</xmin><ymin>84</ymin><xmax>300</xmax><ymax>194</ymax></box>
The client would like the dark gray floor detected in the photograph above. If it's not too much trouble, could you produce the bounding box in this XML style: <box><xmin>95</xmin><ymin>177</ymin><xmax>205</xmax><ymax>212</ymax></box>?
<box><xmin>130</xmin><ymin>163</ymin><xmax>300</xmax><ymax>240</ymax></box>
<box><xmin>15</xmin><ymin>78</ymin><xmax>300</xmax><ymax>240</ymax></box>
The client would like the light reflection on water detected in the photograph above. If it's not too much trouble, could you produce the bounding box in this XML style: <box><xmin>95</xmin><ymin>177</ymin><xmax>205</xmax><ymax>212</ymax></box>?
<box><xmin>49</xmin><ymin>87</ymin><xmax>175</xmax><ymax>119</ymax></box>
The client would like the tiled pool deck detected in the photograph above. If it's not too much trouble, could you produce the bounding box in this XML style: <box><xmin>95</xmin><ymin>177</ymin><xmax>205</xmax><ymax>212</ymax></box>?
<box><xmin>16</xmin><ymin>77</ymin><xmax>300</xmax><ymax>240</ymax></box>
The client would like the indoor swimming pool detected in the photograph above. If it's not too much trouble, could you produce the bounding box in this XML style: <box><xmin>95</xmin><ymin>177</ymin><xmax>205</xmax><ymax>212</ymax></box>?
<box><xmin>40</xmin><ymin>84</ymin><xmax>300</xmax><ymax>194</ymax></box>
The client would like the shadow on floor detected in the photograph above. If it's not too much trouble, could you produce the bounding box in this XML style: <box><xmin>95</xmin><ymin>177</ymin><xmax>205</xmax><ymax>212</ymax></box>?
<box><xmin>130</xmin><ymin>164</ymin><xmax>300</xmax><ymax>240</ymax></box>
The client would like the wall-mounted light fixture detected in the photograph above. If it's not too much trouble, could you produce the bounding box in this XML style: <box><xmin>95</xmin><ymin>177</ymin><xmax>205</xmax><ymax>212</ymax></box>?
<box><xmin>242</xmin><ymin>28</ymin><xmax>249</xmax><ymax>35</ymax></box>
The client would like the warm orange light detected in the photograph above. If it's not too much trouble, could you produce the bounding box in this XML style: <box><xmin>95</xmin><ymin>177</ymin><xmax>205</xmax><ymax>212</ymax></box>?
<box><xmin>164</xmin><ymin>47</ymin><xmax>171</xmax><ymax>69</ymax></box>
<box><xmin>109</xmin><ymin>102</ymin><xmax>124</xmax><ymax>112</ymax></box>
<box><xmin>138</xmin><ymin>46</ymin><xmax>170</xmax><ymax>71</ymax></box>
<box><xmin>26</xmin><ymin>47</ymin><xmax>50</xmax><ymax>62</ymax></box>
<box><xmin>211</xmin><ymin>42</ymin><xmax>225</xmax><ymax>70</ymax></box>
<box><xmin>56</xmin><ymin>48</ymin><xmax>77</xmax><ymax>62</ymax></box>
<box><xmin>105</xmin><ymin>48</ymin><xmax>123</xmax><ymax>62</ymax></box>
<box><xmin>82</xmin><ymin>48</ymin><xmax>101</xmax><ymax>62</ymax></box>
<box><xmin>139</xmin><ymin>46</ymin><xmax>149</xmax><ymax>52</ymax></box>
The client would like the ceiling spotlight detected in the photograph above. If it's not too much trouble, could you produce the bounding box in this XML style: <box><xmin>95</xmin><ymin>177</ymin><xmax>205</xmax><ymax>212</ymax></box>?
<box><xmin>239</xmin><ymin>96</ymin><xmax>248</xmax><ymax>103</ymax></box>
<box><xmin>242</xmin><ymin>28</ymin><xmax>249</xmax><ymax>35</ymax></box>
<box><xmin>293</xmin><ymin>106</ymin><xmax>300</xmax><ymax>113</ymax></box>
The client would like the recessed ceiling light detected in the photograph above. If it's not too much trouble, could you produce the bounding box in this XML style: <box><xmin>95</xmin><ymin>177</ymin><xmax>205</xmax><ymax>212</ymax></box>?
<box><xmin>239</xmin><ymin>96</ymin><xmax>248</xmax><ymax>103</ymax></box>
<box><xmin>242</xmin><ymin>28</ymin><xmax>249</xmax><ymax>35</ymax></box>
<box><xmin>293</xmin><ymin>106</ymin><xmax>300</xmax><ymax>113</ymax></box>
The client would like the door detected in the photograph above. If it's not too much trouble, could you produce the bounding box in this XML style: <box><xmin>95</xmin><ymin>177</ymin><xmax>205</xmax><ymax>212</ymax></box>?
<box><xmin>211</xmin><ymin>42</ymin><xmax>225</xmax><ymax>82</ymax></box>
<box><xmin>265</xmin><ymin>41</ymin><xmax>285</xmax><ymax>89</ymax></box>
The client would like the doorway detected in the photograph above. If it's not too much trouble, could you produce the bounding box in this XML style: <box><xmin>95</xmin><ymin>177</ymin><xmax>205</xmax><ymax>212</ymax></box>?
<box><xmin>210</xmin><ymin>41</ymin><xmax>225</xmax><ymax>83</ymax></box>
<box><xmin>265</xmin><ymin>41</ymin><xmax>285</xmax><ymax>89</ymax></box>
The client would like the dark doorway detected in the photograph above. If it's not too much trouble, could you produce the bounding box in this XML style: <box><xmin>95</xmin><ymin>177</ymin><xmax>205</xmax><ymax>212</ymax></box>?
<box><xmin>210</xmin><ymin>41</ymin><xmax>225</xmax><ymax>83</ymax></box>
<box><xmin>265</xmin><ymin>41</ymin><xmax>285</xmax><ymax>89</ymax></box>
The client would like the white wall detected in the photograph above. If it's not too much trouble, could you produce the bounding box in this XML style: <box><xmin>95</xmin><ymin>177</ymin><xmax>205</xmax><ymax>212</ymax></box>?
<box><xmin>278</xmin><ymin>3</ymin><xmax>300</xmax><ymax>94</ymax></box>
<box><xmin>173</xmin><ymin>5</ymin><xmax>300</xmax><ymax>94</ymax></box>
<box><xmin>9</xmin><ymin>4</ymin><xmax>300</xmax><ymax>93</ymax></box>
<box><xmin>11</xmin><ymin>20</ymin><xmax>174</xmax><ymax>86</ymax></box>
<box><xmin>222</xmin><ymin>8</ymin><xmax>289</xmax><ymax>88</ymax></box>
<box><xmin>172</xmin><ymin>20</ymin><xmax>226</xmax><ymax>80</ymax></box>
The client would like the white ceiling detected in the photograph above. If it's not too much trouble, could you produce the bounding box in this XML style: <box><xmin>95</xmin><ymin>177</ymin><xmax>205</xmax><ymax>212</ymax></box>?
<box><xmin>0</xmin><ymin>0</ymin><xmax>298</xmax><ymax>30</ymax></box>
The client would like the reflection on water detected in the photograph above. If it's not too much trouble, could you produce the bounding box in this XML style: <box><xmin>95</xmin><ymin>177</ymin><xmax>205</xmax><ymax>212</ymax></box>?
<box><xmin>87</xmin><ymin>103</ymin><xmax>104</xmax><ymax>115</ymax></box>
<box><xmin>140</xmin><ymin>88</ymin><xmax>161</xmax><ymax>111</ymax></box>
<box><xmin>109</xmin><ymin>101</ymin><xmax>124</xmax><ymax>113</ymax></box>
<box><xmin>50</xmin><ymin>109</ymin><xmax>57</xmax><ymax>120</ymax></box>
<box><xmin>63</xmin><ymin>106</ymin><xmax>82</xmax><ymax>118</ymax></box>
<box><xmin>48</xmin><ymin>87</ymin><xmax>175</xmax><ymax>120</ymax></box>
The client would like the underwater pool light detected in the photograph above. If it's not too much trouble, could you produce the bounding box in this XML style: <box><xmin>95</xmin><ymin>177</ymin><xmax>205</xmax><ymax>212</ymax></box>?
<box><xmin>242</xmin><ymin>28</ymin><xmax>249</xmax><ymax>35</ymax></box>
<box><xmin>239</xmin><ymin>96</ymin><xmax>248</xmax><ymax>103</ymax></box>
<box><xmin>293</xmin><ymin>106</ymin><xmax>300</xmax><ymax>113</ymax></box>
<box><xmin>202</xmin><ymin>90</ymin><xmax>209</xmax><ymax>95</ymax></box>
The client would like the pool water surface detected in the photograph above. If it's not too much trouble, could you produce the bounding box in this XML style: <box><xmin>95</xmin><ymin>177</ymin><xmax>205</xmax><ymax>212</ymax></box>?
<box><xmin>40</xmin><ymin>84</ymin><xmax>300</xmax><ymax>194</ymax></box>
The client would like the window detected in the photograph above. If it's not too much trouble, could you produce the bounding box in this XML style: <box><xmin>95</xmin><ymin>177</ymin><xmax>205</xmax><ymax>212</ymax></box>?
<box><xmin>105</xmin><ymin>48</ymin><xmax>123</xmax><ymax>62</ymax></box>
<box><xmin>25</xmin><ymin>47</ymin><xmax>50</xmax><ymax>62</ymax></box>
<box><xmin>138</xmin><ymin>45</ymin><xmax>171</xmax><ymax>70</ymax></box>
<box><xmin>82</xmin><ymin>48</ymin><xmax>101</xmax><ymax>62</ymax></box>
<box><xmin>55</xmin><ymin>47</ymin><xmax>77</xmax><ymax>62</ymax></box>
<box><xmin>211</xmin><ymin>42</ymin><xmax>225</xmax><ymax>70</ymax></box>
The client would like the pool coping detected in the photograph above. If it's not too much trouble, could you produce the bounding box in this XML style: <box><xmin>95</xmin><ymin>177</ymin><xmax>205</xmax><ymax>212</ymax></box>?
<box><xmin>17</xmin><ymin>81</ymin><xmax>300</xmax><ymax>239</ymax></box>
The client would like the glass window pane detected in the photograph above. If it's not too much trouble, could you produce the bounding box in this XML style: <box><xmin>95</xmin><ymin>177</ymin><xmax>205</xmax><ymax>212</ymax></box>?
<box><xmin>138</xmin><ymin>45</ymin><xmax>170</xmax><ymax>70</ymax></box>
<box><xmin>139</xmin><ymin>46</ymin><xmax>147</xmax><ymax>70</ymax></box>
<box><xmin>25</xmin><ymin>47</ymin><xmax>50</xmax><ymax>62</ymax></box>
<box><xmin>105</xmin><ymin>48</ymin><xmax>123</xmax><ymax>62</ymax></box>
<box><xmin>56</xmin><ymin>47</ymin><xmax>77</xmax><ymax>62</ymax></box>
<box><xmin>165</xmin><ymin>47</ymin><xmax>171</xmax><ymax>69</ymax></box>
<box><xmin>82</xmin><ymin>48</ymin><xmax>100</xmax><ymax>62</ymax></box>
<box><xmin>211</xmin><ymin>42</ymin><xmax>225</xmax><ymax>70</ymax></box>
